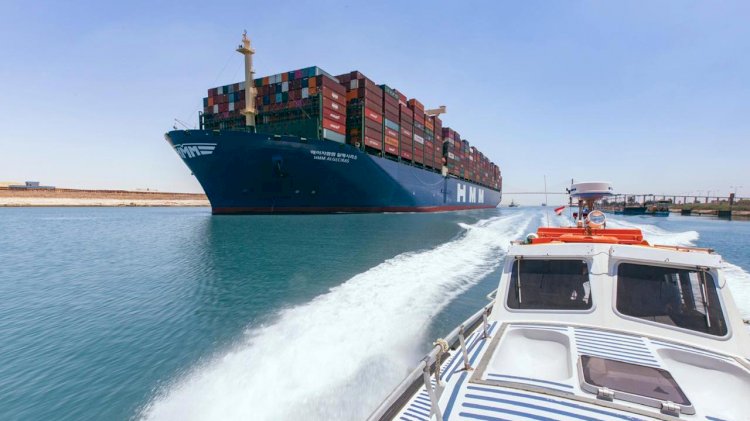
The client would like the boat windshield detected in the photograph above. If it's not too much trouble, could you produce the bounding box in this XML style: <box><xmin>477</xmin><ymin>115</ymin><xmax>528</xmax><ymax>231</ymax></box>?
<box><xmin>616</xmin><ymin>263</ymin><xmax>727</xmax><ymax>336</ymax></box>
<box><xmin>507</xmin><ymin>259</ymin><xmax>592</xmax><ymax>310</ymax></box>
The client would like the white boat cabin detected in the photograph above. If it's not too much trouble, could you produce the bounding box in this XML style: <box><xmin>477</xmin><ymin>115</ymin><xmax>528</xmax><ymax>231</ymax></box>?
<box><xmin>377</xmin><ymin>228</ymin><xmax>750</xmax><ymax>421</ymax></box>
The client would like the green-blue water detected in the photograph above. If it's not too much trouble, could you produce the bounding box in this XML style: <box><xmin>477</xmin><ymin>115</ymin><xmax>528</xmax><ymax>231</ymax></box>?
<box><xmin>1</xmin><ymin>207</ymin><xmax>748</xmax><ymax>420</ymax></box>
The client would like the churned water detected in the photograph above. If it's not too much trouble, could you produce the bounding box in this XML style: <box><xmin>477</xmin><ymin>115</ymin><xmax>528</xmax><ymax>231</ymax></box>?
<box><xmin>0</xmin><ymin>207</ymin><xmax>748</xmax><ymax>420</ymax></box>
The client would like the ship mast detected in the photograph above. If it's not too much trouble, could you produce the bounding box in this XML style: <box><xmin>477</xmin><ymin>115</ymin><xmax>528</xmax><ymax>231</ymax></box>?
<box><xmin>236</xmin><ymin>31</ymin><xmax>257</xmax><ymax>128</ymax></box>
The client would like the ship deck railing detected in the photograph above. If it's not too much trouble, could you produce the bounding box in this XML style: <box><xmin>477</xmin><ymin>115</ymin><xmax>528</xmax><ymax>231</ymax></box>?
<box><xmin>367</xmin><ymin>301</ymin><xmax>495</xmax><ymax>421</ymax></box>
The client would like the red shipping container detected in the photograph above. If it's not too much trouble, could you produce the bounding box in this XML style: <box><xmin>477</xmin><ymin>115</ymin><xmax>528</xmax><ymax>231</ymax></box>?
<box><xmin>323</xmin><ymin>108</ymin><xmax>345</xmax><ymax>123</ymax></box>
<box><xmin>385</xmin><ymin>144</ymin><xmax>398</xmax><ymax>155</ymax></box>
<box><xmin>364</xmin><ymin>107</ymin><xmax>383</xmax><ymax>124</ymax></box>
<box><xmin>322</xmin><ymin>119</ymin><xmax>345</xmax><ymax>134</ymax></box>
<box><xmin>385</xmin><ymin>127</ymin><xmax>399</xmax><ymax>139</ymax></box>
<box><xmin>364</xmin><ymin>136</ymin><xmax>382</xmax><ymax>150</ymax></box>
<box><xmin>364</xmin><ymin>118</ymin><xmax>382</xmax><ymax>132</ymax></box>
<box><xmin>323</xmin><ymin>97</ymin><xmax>345</xmax><ymax>114</ymax></box>
<box><xmin>401</xmin><ymin>126</ymin><xmax>412</xmax><ymax>138</ymax></box>
<box><xmin>400</xmin><ymin>149</ymin><xmax>412</xmax><ymax>160</ymax></box>
<box><xmin>400</xmin><ymin>104</ymin><xmax>413</xmax><ymax>117</ymax></box>
<box><xmin>322</xmin><ymin>87</ymin><xmax>345</xmax><ymax>105</ymax></box>
<box><xmin>318</xmin><ymin>75</ymin><xmax>346</xmax><ymax>94</ymax></box>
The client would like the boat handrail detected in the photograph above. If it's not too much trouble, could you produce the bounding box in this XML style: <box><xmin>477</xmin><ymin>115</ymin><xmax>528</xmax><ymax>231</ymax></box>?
<box><xmin>367</xmin><ymin>302</ymin><xmax>494</xmax><ymax>421</ymax></box>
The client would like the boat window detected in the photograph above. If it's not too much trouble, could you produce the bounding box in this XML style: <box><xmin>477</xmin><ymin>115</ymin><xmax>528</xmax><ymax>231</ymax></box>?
<box><xmin>580</xmin><ymin>355</ymin><xmax>691</xmax><ymax>406</ymax></box>
<box><xmin>507</xmin><ymin>259</ymin><xmax>592</xmax><ymax>310</ymax></box>
<box><xmin>616</xmin><ymin>263</ymin><xmax>727</xmax><ymax>336</ymax></box>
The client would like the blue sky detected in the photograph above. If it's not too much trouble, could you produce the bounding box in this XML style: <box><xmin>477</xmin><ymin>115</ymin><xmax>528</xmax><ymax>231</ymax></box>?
<box><xmin>1</xmin><ymin>1</ymin><xmax>748</xmax><ymax>203</ymax></box>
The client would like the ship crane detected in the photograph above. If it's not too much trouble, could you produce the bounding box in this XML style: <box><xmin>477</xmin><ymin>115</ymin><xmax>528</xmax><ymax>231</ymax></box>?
<box><xmin>425</xmin><ymin>105</ymin><xmax>446</xmax><ymax>117</ymax></box>
<box><xmin>236</xmin><ymin>31</ymin><xmax>257</xmax><ymax>128</ymax></box>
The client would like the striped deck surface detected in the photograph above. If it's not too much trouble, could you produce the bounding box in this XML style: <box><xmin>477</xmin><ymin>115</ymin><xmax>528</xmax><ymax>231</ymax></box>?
<box><xmin>394</xmin><ymin>322</ymin><xmax>738</xmax><ymax>421</ymax></box>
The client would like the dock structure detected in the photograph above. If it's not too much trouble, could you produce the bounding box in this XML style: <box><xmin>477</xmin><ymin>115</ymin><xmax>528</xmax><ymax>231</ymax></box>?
<box><xmin>600</xmin><ymin>193</ymin><xmax>749</xmax><ymax>219</ymax></box>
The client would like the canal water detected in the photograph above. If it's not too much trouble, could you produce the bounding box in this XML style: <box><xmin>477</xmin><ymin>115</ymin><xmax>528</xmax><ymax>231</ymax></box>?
<box><xmin>0</xmin><ymin>207</ymin><xmax>748</xmax><ymax>420</ymax></box>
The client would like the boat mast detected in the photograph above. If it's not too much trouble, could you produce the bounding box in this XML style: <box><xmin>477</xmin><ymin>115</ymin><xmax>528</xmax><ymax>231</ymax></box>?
<box><xmin>236</xmin><ymin>31</ymin><xmax>257</xmax><ymax>128</ymax></box>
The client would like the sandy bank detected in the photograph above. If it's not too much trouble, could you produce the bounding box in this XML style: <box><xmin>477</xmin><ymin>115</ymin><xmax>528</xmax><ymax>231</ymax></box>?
<box><xmin>0</xmin><ymin>197</ymin><xmax>209</xmax><ymax>207</ymax></box>
<box><xmin>0</xmin><ymin>188</ymin><xmax>209</xmax><ymax>207</ymax></box>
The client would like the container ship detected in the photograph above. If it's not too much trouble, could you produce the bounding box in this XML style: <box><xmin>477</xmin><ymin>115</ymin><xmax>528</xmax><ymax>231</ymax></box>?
<box><xmin>166</xmin><ymin>33</ymin><xmax>502</xmax><ymax>214</ymax></box>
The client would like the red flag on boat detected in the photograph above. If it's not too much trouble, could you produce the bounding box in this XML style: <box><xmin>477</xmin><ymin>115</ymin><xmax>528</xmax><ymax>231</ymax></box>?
<box><xmin>554</xmin><ymin>205</ymin><xmax>565</xmax><ymax>215</ymax></box>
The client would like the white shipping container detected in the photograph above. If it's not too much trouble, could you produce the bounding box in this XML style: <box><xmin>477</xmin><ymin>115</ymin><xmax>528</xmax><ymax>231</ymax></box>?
<box><xmin>228</xmin><ymin>102</ymin><xmax>234</xmax><ymax>112</ymax></box>
<box><xmin>213</xmin><ymin>105</ymin><xmax>219</xmax><ymax>114</ymax></box>
<box><xmin>302</xmin><ymin>87</ymin><xmax>309</xmax><ymax>98</ymax></box>
<box><xmin>323</xmin><ymin>129</ymin><xmax>346</xmax><ymax>144</ymax></box>
<box><xmin>350</xmin><ymin>79</ymin><xmax>359</xmax><ymax>89</ymax></box>
<box><xmin>414</xmin><ymin>134</ymin><xmax>424</xmax><ymax>144</ymax></box>
<box><xmin>282</xmin><ymin>81</ymin><xmax>289</xmax><ymax>92</ymax></box>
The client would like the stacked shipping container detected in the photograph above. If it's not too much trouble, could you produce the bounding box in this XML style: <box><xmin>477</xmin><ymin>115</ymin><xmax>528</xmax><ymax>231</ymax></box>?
<box><xmin>203</xmin><ymin>67</ymin><xmax>346</xmax><ymax>143</ymax></box>
<box><xmin>336</xmin><ymin>71</ymin><xmax>384</xmax><ymax>151</ymax></box>
<box><xmin>381</xmin><ymin>85</ymin><xmax>401</xmax><ymax>158</ymax></box>
<box><xmin>399</xmin><ymin>101</ymin><xmax>413</xmax><ymax>161</ymax></box>
<box><xmin>203</xmin><ymin>82</ymin><xmax>247</xmax><ymax>130</ymax></box>
<box><xmin>201</xmin><ymin>66</ymin><xmax>501</xmax><ymax>189</ymax></box>
<box><xmin>408</xmin><ymin>99</ymin><xmax>425</xmax><ymax>165</ymax></box>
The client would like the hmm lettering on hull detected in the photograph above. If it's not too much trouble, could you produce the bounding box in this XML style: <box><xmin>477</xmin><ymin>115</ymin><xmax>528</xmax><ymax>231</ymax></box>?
<box><xmin>175</xmin><ymin>143</ymin><xmax>217</xmax><ymax>159</ymax></box>
<box><xmin>456</xmin><ymin>183</ymin><xmax>485</xmax><ymax>204</ymax></box>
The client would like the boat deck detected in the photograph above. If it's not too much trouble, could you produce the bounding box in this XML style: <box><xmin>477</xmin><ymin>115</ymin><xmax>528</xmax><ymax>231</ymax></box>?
<box><xmin>395</xmin><ymin>322</ymin><xmax>748</xmax><ymax>421</ymax></box>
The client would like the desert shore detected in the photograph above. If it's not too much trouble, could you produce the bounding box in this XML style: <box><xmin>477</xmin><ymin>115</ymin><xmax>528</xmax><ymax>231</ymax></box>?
<box><xmin>0</xmin><ymin>188</ymin><xmax>209</xmax><ymax>207</ymax></box>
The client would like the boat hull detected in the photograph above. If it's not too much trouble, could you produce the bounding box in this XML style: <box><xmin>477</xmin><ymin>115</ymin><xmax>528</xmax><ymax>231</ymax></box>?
<box><xmin>165</xmin><ymin>130</ymin><xmax>501</xmax><ymax>214</ymax></box>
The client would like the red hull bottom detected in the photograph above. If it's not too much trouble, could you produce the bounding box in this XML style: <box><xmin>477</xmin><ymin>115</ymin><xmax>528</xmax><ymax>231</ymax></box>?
<box><xmin>212</xmin><ymin>204</ymin><xmax>498</xmax><ymax>215</ymax></box>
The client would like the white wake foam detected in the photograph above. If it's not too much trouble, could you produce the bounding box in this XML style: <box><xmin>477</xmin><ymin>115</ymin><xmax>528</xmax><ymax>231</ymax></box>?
<box><xmin>141</xmin><ymin>212</ymin><xmax>533</xmax><ymax>421</ymax></box>
<box><xmin>721</xmin><ymin>262</ymin><xmax>750</xmax><ymax>320</ymax></box>
<box><xmin>606</xmin><ymin>218</ymin><xmax>699</xmax><ymax>246</ymax></box>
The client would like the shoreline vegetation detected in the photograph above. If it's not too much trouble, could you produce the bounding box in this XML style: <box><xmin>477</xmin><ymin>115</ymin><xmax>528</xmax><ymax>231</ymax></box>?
<box><xmin>0</xmin><ymin>187</ymin><xmax>209</xmax><ymax>207</ymax></box>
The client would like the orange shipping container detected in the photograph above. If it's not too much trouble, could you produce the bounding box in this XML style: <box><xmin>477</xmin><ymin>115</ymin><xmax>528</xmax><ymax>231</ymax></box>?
<box><xmin>385</xmin><ymin>136</ymin><xmax>399</xmax><ymax>147</ymax></box>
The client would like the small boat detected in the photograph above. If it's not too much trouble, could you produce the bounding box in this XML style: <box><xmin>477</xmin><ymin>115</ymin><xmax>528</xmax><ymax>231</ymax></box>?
<box><xmin>508</xmin><ymin>200</ymin><xmax>519</xmax><ymax>208</ymax></box>
<box><xmin>369</xmin><ymin>181</ymin><xmax>750</xmax><ymax>421</ymax></box>
<box><xmin>646</xmin><ymin>201</ymin><xmax>671</xmax><ymax>217</ymax></box>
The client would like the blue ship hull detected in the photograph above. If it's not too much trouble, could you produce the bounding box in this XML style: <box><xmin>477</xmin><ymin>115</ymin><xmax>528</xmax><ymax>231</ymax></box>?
<box><xmin>165</xmin><ymin>130</ymin><xmax>501</xmax><ymax>214</ymax></box>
